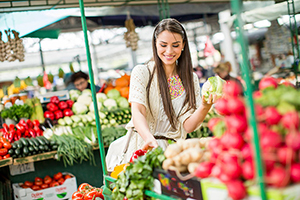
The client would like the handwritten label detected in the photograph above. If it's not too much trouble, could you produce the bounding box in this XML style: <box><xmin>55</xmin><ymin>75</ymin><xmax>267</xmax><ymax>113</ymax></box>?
<box><xmin>9</xmin><ymin>162</ymin><xmax>35</xmax><ymax>176</ymax></box>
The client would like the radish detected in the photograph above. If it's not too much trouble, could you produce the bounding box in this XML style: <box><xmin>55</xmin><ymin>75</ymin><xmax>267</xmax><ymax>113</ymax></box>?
<box><xmin>285</xmin><ymin>131</ymin><xmax>300</xmax><ymax>150</ymax></box>
<box><xmin>267</xmin><ymin>166</ymin><xmax>290</xmax><ymax>188</ymax></box>
<box><xmin>241</xmin><ymin>144</ymin><xmax>253</xmax><ymax>160</ymax></box>
<box><xmin>242</xmin><ymin>160</ymin><xmax>254</xmax><ymax>180</ymax></box>
<box><xmin>227</xmin><ymin>97</ymin><xmax>245</xmax><ymax>115</ymax></box>
<box><xmin>215</xmin><ymin>98</ymin><xmax>230</xmax><ymax>115</ymax></box>
<box><xmin>218</xmin><ymin>173</ymin><xmax>231</xmax><ymax>183</ymax></box>
<box><xmin>244</xmin><ymin>123</ymin><xmax>267</xmax><ymax>142</ymax></box>
<box><xmin>260</xmin><ymin>130</ymin><xmax>282</xmax><ymax>149</ymax></box>
<box><xmin>255</xmin><ymin>104</ymin><xmax>265</xmax><ymax>120</ymax></box>
<box><xmin>280</xmin><ymin>80</ymin><xmax>295</xmax><ymax>88</ymax></box>
<box><xmin>220</xmin><ymin>151</ymin><xmax>239</xmax><ymax>163</ymax></box>
<box><xmin>277</xmin><ymin>146</ymin><xmax>296</xmax><ymax>165</ymax></box>
<box><xmin>258</xmin><ymin>76</ymin><xmax>278</xmax><ymax>90</ymax></box>
<box><xmin>208</xmin><ymin>137</ymin><xmax>222</xmax><ymax>151</ymax></box>
<box><xmin>290</xmin><ymin>163</ymin><xmax>300</xmax><ymax>183</ymax></box>
<box><xmin>223</xmin><ymin>80</ymin><xmax>243</xmax><ymax>97</ymax></box>
<box><xmin>264</xmin><ymin>106</ymin><xmax>282</xmax><ymax>125</ymax></box>
<box><xmin>208</xmin><ymin>138</ymin><xmax>223</xmax><ymax>162</ymax></box>
<box><xmin>226</xmin><ymin>180</ymin><xmax>247</xmax><ymax>200</ymax></box>
<box><xmin>222</xmin><ymin>160</ymin><xmax>242</xmax><ymax>180</ymax></box>
<box><xmin>211</xmin><ymin>164</ymin><xmax>222</xmax><ymax>178</ymax></box>
<box><xmin>281</xmin><ymin>111</ymin><xmax>300</xmax><ymax>130</ymax></box>
<box><xmin>208</xmin><ymin>118</ymin><xmax>221</xmax><ymax>131</ymax></box>
<box><xmin>194</xmin><ymin>162</ymin><xmax>214</xmax><ymax>178</ymax></box>
<box><xmin>253</xmin><ymin>91</ymin><xmax>262</xmax><ymax>99</ymax></box>
<box><xmin>221</xmin><ymin>132</ymin><xmax>244</xmax><ymax>150</ymax></box>
<box><xmin>225</xmin><ymin>115</ymin><xmax>248</xmax><ymax>133</ymax></box>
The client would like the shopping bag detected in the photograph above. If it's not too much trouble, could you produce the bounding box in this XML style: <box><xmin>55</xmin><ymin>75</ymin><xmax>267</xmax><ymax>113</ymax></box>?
<box><xmin>106</xmin><ymin>128</ymin><xmax>133</xmax><ymax>172</ymax></box>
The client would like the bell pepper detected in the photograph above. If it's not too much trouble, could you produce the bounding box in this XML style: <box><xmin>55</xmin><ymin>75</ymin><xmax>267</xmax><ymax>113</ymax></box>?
<box><xmin>28</xmin><ymin>129</ymin><xmax>36</xmax><ymax>138</ymax></box>
<box><xmin>32</xmin><ymin>120</ymin><xmax>40</xmax><ymax>127</ymax></box>
<box><xmin>66</xmin><ymin>100</ymin><xmax>74</xmax><ymax>109</ymax></box>
<box><xmin>58</xmin><ymin>101</ymin><xmax>68</xmax><ymax>110</ymax></box>
<box><xmin>50</xmin><ymin>96</ymin><xmax>60</xmax><ymax>104</ymax></box>
<box><xmin>46</xmin><ymin>102</ymin><xmax>58</xmax><ymax>112</ymax></box>
<box><xmin>24</xmin><ymin>130</ymin><xmax>30</xmax><ymax>138</ymax></box>
<box><xmin>9</xmin><ymin>130</ymin><xmax>16</xmax><ymax>142</ymax></box>
<box><xmin>36</xmin><ymin>129</ymin><xmax>43</xmax><ymax>137</ymax></box>
<box><xmin>14</xmin><ymin>130</ymin><xmax>21</xmax><ymax>141</ymax></box>
<box><xmin>15</xmin><ymin>123</ymin><xmax>25</xmax><ymax>133</ymax></box>
<box><xmin>44</xmin><ymin>111</ymin><xmax>55</xmax><ymax>121</ymax></box>
<box><xmin>27</xmin><ymin>119</ymin><xmax>34</xmax><ymax>129</ymax></box>
<box><xmin>129</xmin><ymin>149</ymin><xmax>147</xmax><ymax>163</ymax></box>
<box><xmin>54</xmin><ymin>110</ymin><xmax>64</xmax><ymax>120</ymax></box>
<box><xmin>2</xmin><ymin>123</ymin><xmax>9</xmax><ymax>133</ymax></box>
<box><xmin>19</xmin><ymin>119</ymin><xmax>27</xmax><ymax>126</ymax></box>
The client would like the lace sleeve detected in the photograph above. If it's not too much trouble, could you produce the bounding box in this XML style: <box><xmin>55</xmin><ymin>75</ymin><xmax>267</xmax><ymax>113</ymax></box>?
<box><xmin>128</xmin><ymin>65</ymin><xmax>150</xmax><ymax>108</ymax></box>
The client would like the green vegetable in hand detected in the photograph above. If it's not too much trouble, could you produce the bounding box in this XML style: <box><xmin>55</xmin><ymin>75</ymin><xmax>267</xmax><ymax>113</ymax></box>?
<box><xmin>201</xmin><ymin>76</ymin><xmax>225</xmax><ymax>101</ymax></box>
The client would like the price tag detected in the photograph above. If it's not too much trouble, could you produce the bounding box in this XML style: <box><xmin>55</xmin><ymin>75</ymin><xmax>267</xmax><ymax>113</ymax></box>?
<box><xmin>9</xmin><ymin>162</ymin><xmax>35</xmax><ymax>176</ymax></box>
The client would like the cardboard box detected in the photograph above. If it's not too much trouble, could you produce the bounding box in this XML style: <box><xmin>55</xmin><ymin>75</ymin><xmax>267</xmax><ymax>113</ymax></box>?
<box><xmin>12</xmin><ymin>173</ymin><xmax>77</xmax><ymax>200</ymax></box>
<box><xmin>153</xmin><ymin>168</ymin><xmax>203</xmax><ymax>200</ymax></box>
<box><xmin>201</xmin><ymin>178</ymin><xmax>300</xmax><ymax>200</ymax></box>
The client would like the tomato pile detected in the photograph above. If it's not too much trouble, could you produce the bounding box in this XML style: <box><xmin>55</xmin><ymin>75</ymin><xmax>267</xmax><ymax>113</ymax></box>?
<box><xmin>44</xmin><ymin>96</ymin><xmax>74</xmax><ymax>120</ymax></box>
<box><xmin>199</xmin><ymin>79</ymin><xmax>300</xmax><ymax>200</ymax></box>
<box><xmin>0</xmin><ymin>136</ymin><xmax>12</xmax><ymax>159</ymax></box>
<box><xmin>20</xmin><ymin>172</ymin><xmax>72</xmax><ymax>191</ymax></box>
<box><xmin>72</xmin><ymin>183</ymin><xmax>104</xmax><ymax>200</ymax></box>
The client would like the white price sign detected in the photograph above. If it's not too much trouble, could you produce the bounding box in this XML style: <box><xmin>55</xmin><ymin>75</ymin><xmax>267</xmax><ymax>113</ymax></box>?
<box><xmin>9</xmin><ymin>162</ymin><xmax>35</xmax><ymax>176</ymax></box>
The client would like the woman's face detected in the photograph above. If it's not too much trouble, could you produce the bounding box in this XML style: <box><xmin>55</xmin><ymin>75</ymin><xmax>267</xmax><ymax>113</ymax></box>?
<box><xmin>156</xmin><ymin>30</ymin><xmax>184</xmax><ymax>68</ymax></box>
<box><xmin>74</xmin><ymin>78</ymin><xmax>88</xmax><ymax>91</ymax></box>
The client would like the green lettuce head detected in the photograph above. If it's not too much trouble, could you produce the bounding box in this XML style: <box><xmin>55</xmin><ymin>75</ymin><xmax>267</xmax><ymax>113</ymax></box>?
<box><xmin>202</xmin><ymin>76</ymin><xmax>226</xmax><ymax>101</ymax></box>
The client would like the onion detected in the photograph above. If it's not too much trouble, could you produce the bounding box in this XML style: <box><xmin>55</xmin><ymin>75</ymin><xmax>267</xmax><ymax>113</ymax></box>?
<box><xmin>264</xmin><ymin>106</ymin><xmax>282</xmax><ymax>125</ymax></box>
<box><xmin>227</xmin><ymin>97</ymin><xmax>245</xmax><ymax>115</ymax></box>
<box><xmin>223</xmin><ymin>80</ymin><xmax>243</xmax><ymax>97</ymax></box>
<box><xmin>194</xmin><ymin>162</ymin><xmax>214</xmax><ymax>178</ymax></box>
<box><xmin>290</xmin><ymin>163</ymin><xmax>300</xmax><ymax>183</ymax></box>
<box><xmin>226</xmin><ymin>180</ymin><xmax>247</xmax><ymax>200</ymax></box>
<box><xmin>281</xmin><ymin>111</ymin><xmax>300</xmax><ymax>130</ymax></box>
<box><xmin>285</xmin><ymin>131</ymin><xmax>300</xmax><ymax>151</ymax></box>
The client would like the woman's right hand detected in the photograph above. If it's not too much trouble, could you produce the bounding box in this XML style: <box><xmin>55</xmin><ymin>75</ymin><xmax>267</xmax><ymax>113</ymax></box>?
<box><xmin>142</xmin><ymin>136</ymin><xmax>158</xmax><ymax>151</ymax></box>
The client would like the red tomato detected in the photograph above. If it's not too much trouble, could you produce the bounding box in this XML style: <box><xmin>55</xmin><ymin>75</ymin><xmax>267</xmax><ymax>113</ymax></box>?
<box><xmin>84</xmin><ymin>190</ymin><xmax>103</xmax><ymax>200</ymax></box>
<box><xmin>64</xmin><ymin>174</ymin><xmax>72</xmax><ymax>179</ymax></box>
<box><xmin>92</xmin><ymin>188</ymin><xmax>104</xmax><ymax>199</ymax></box>
<box><xmin>44</xmin><ymin>175</ymin><xmax>52</xmax><ymax>184</ymax></box>
<box><xmin>3</xmin><ymin>154</ymin><xmax>10</xmax><ymax>159</ymax></box>
<box><xmin>72</xmin><ymin>191</ymin><xmax>84</xmax><ymax>199</ymax></box>
<box><xmin>0</xmin><ymin>156</ymin><xmax>2</xmax><ymax>160</ymax></box>
<box><xmin>50</xmin><ymin>181</ymin><xmax>59</xmax><ymax>187</ymax></box>
<box><xmin>72</xmin><ymin>198</ymin><xmax>83</xmax><ymax>200</ymax></box>
<box><xmin>53</xmin><ymin>172</ymin><xmax>63</xmax><ymax>180</ymax></box>
<box><xmin>35</xmin><ymin>180</ymin><xmax>43</xmax><ymax>186</ymax></box>
<box><xmin>31</xmin><ymin>185</ymin><xmax>41</xmax><ymax>191</ymax></box>
<box><xmin>3</xmin><ymin>142</ymin><xmax>11</xmax><ymax>150</ymax></box>
<box><xmin>58</xmin><ymin>177</ymin><xmax>65</xmax><ymax>185</ymax></box>
<box><xmin>35</xmin><ymin>177</ymin><xmax>43</xmax><ymax>183</ymax></box>
<box><xmin>0</xmin><ymin>148</ymin><xmax>8</xmax><ymax>156</ymax></box>
<box><xmin>24</xmin><ymin>181</ymin><xmax>33</xmax><ymax>187</ymax></box>
<box><xmin>40</xmin><ymin>184</ymin><xmax>49</xmax><ymax>189</ymax></box>
<box><xmin>0</xmin><ymin>142</ymin><xmax>3</xmax><ymax>148</ymax></box>
<box><xmin>78</xmin><ymin>183</ymin><xmax>92</xmax><ymax>192</ymax></box>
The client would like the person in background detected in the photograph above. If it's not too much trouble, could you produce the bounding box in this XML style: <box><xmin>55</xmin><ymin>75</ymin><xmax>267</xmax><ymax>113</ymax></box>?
<box><xmin>107</xmin><ymin>18</ymin><xmax>219</xmax><ymax>166</ymax></box>
<box><xmin>70</xmin><ymin>71</ymin><xmax>101</xmax><ymax>92</ymax></box>
<box><xmin>213</xmin><ymin>61</ymin><xmax>243</xmax><ymax>87</ymax></box>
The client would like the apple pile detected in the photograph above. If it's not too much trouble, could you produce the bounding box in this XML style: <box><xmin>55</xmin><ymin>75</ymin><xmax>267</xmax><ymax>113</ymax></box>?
<box><xmin>196</xmin><ymin>78</ymin><xmax>300</xmax><ymax>200</ymax></box>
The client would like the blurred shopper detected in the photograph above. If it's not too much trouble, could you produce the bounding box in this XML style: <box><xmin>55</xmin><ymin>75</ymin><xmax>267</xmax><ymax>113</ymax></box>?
<box><xmin>214</xmin><ymin>61</ymin><xmax>243</xmax><ymax>87</ymax></box>
<box><xmin>70</xmin><ymin>71</ymin><xmax>101</xmax><ymax>92</ymax></box>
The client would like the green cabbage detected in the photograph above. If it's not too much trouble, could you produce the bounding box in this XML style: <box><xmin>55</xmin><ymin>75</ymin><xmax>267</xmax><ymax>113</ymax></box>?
<box><xmin>202</xmin><ymin>76</ymin><xmax>225</xmax><ymax>101</ymax></box>
<box><xmin>106</xmin><ymin>89</ymin><xmax>120</xmax><ymax>100</ymax></box>
<box><xmin>116</xmin><ymin>97</ymin><xmax>129</xmax><ymax>108</ymax></box>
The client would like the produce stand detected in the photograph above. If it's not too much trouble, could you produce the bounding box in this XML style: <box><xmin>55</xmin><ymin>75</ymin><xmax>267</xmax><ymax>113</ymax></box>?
<box><xmin>13</xmin><ymin>150</ymin><xmax>57</xmax><ymax>165</ymax></box>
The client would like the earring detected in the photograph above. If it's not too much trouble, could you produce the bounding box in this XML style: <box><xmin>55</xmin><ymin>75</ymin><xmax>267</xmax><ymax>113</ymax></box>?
<box><xmin>182</xmin><ymin>49</ymin><xmax>184</xmax><ymax>51</ymax></box>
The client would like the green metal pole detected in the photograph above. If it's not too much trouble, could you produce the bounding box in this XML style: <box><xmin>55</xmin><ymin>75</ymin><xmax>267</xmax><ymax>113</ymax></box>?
<box><xmin>78</xmin><ymin>0</ymin><xmax>109</xmax><ymax>187</ymax></box>
<box><xmin>231</xmin><ymin>1</ymin><xmax>267</xmax><ymax>200</ymax></box>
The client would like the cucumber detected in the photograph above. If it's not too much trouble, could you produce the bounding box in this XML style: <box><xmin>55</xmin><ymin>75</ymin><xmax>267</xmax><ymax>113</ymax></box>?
<box><xmin>12</xmin><ymin>154</ymin><xmax>17</xmax><ymax>158</ymax></box>
<box><xmin>11</xmin><ymin>142</ymin><xmax>18</xmax><ymax>149</ymax></box>
<box><xmin>19</xmin><ymin>138</ymin><xmax>29</xmax><ymax>146</ymax></box>
<box><xmin>30</xmin><ymin>138</ymin><xmax>40</xmax><ymax>146</ymax></box>
<box><xmin>44</xmin><ymin>145</ymin><xmax>49</xmax><ymax>152</ymax></box>
<box><xmin>39</xmin><ymin>145</ymin><xmax>45</xmax><ymax>151</ymax></box>
<box><xmin>16</xmin><ymin>140</ymin><xmax>23</xmax><ymax>149</ymax></box>
<box><xmin>51</xmin><ymin>145</ymin><xmax>58</xmax><ymax>150</ymax></box>
<box><xmin>32</xmin><ymin>145</ymin><xmax>39</xmax><ymax>152</ymax></box>
<box><xmin>50</xmin><ymin>140</ymin><xmax>57</xmax><ymax>146</ymax></box>
<box><xmin>23</xmin><ymin>147</ymin><xmax>29</xmax><ymax>155</ymax></box>
<box><xmin>35</xmin><ymin>137</ymin><xmax>45</xmax><ymax>145</ymax></box>
<box><xmin>15</xmin><ymin>148</ymin><xmax>21</xmax><ymax>155</ymax></box>
<box><xmin>28</xmin><ymin>146</ymin><xmax>34</xmax><ymax>152</ymax></box>
<box><xmin>8</xmin><ymin>149</ymin><xmax>14</xmax><ymax>156</ymax></box>
<box><xmin>39</xmin><ymin>136</ymin><xmax>50</xmax><ymax>145</ymax></box>
<box><xmin>27</xmin><ymin>138</ymin><xmax>36</xmax><ymax>146</ymax></box>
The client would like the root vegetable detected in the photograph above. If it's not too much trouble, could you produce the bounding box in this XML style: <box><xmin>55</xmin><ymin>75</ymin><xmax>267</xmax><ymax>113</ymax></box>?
<box><xmin>264</xmin><ymin>107</ymin><xmax>282</xmax><ymax>125</ymax></box>
<box><xmin>199</xmin><ymin>137</ymin><xmax>212</xmax><ymax>148</ymax></box>
<box><xmin>164</xmin><ymin>143</ymin><xmax>182</xmax><ymax>158</ymax></box>
<box><xmin>162</xmin><ymin>159</ymin><xmax>174</xmax><ymax>170</ymax></box>
<box><xmin>226</xmin><ymin>180</ymin><xmax>247</xmax><ymax>200</ymax></box>
<box><xmin>223</xmin><ymin>80</ymin><xmax>243</xmax><ymax>97</ymax></box>
<box><xmin>285</xmin><ymin>131</ymin><xmax>300</xmax><ymax>151</ymax></box>
<box><xmin>225</xmin><ymin>115</ymin><xmax>248</xmax><ymax>133</ymax></box>
<box><xmin>260</xmin><ymin>130</ymin><xmax>282</xmax><ymax>149</ymax></box>
<box><xmin>175</xmin><ymin>147</ymin><xmax>204</xmax><ymax>166</ymax></box>
<box><xmin>267</xmin><ymin>166</ymin><xmax>290</xmax><ymax>188</ymax></box>
<box><xmin>194</xmin><ymin>162</ymin><xmax>214</xmax><ymax>178</ymax></box>
<box><xmin>169</xmin><ymin>165</ymin><xmax>187</xmax><ymax>173</ymax></box>
<box><xmin>277</xmin><ymin>146</ymin><xmax>296</xmax><ymax>165</ymax></box>
<box><xmin>215</xmin><ymin>98</ymin><xmax>230</xmax><ymax>115</ymax></box>
<box><xmin>220</xmin><ymin>132</ymin><xmax>244</xmax><ymax>150</ymax></box>
<box><xmin>182</xmin><ymin>138</ymin><xmax>200</xmax><ymax>150</ymax></box>
<box><xmin>290</xmin><ymin>163</ymin><xmax>300</xmax><ymax>183</ymax></box>
<box><xmin>281</xmin><ymin>111</ymin><xmax>299</xmax><ymax>130</ymax></box>
<box><xmin>188</xmin><ymin>162</ymin><xmax>200</xmax><ymax>174</ymax></box>
<box><xmin>227</xmin><ymin>97</ymin><xmax>245</xmax><ymax>115</ymax></box>
<box><xmin>242</xmin><ymin>160</ymin><xmax>254</xmax><ymax>180</ymax></box>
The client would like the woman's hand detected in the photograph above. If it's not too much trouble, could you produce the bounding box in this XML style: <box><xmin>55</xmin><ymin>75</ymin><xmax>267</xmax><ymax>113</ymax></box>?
<box><xmin>141</xmin><ymin>136</ymin><xmax>158</xmax><ymax>151</ymax></box>
<box><xmin>202</xmin><ymin>93</ymin><xmax>219</xmax><ymax>105</ymax></box>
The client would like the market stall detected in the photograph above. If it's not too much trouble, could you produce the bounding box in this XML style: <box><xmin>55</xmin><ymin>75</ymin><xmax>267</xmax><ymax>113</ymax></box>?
<box><xmin>0</xmin><ymin>0</ymin><xmax>300</xmax><ymax>200</ymax></box>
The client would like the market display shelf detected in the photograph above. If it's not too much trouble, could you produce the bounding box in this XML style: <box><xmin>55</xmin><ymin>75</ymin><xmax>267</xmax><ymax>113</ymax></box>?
<box><xmin>0</xmin><ymin>158</ymin><xmax>13</xmax><ymax>168</ymax></box>
<box><xmin>13</xmin><ymin>151</ymin><xmax>57</xmax><ymax>165</ymax></box>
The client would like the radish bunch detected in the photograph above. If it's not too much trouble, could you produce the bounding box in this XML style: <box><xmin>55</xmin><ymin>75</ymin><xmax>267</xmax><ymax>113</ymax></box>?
<box><xmin>197</xmin><ymin>79</ymin><xmax>300</xmax><ymax>200</ymax></box>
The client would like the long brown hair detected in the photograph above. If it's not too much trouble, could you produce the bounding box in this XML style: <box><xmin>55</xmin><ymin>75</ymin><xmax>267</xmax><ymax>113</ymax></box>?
<box><xmin>146</xmin><ymin>18</ymin><xmax>196</xmax><ymax>129</ymax></box>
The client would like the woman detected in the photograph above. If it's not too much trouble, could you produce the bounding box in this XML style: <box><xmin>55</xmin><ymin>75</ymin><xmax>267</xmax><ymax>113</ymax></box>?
<box><xmin>106</xmin><ymin>18</ymin><xmax>217</xmax><ymax>170</ymax></box>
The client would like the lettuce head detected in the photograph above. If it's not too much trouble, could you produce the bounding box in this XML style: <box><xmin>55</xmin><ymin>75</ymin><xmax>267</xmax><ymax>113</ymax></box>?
<box><xmin>202</xmin><ymin>76</ymin><xmax>225</xmax><ymax>101</ymax></box>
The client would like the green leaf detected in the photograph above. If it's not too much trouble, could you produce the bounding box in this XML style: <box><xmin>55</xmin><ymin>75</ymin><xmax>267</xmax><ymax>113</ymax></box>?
<box><xmin>56</xmin><ymin>192</ymin><xmax>67</xmax><ymax>198</ymax></box>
